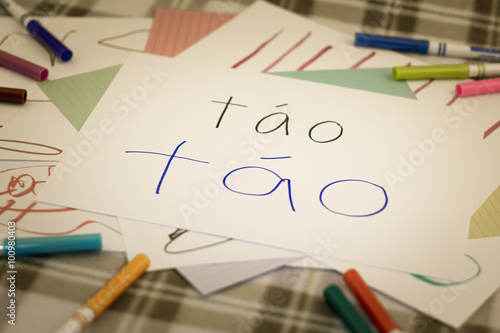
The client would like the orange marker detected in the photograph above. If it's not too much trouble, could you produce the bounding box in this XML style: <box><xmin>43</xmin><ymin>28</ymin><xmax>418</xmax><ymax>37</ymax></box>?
<box><xmin>55</xmin><ymin>254</ymin><xmax>150</xmax><ymax>333</ymax></box>
<box><xmin>343</xmin><ymin>269</ymin><xmax>403</xmax><ymax>333</ymax></box>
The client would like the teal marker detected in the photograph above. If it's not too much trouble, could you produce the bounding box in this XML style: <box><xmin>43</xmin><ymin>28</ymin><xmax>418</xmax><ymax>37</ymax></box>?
<box><xmin>1</xmin><ymin>234</ymin><xmax>102</xmax><ymax>256</ymax></box>
<box><xmin>393</xmin><ymin>63</ymin><xmax>500</xmax><ymax>80</ymax></box>
<box><xmin>324</xmin><ymin>284</ymin><xmax>373</xmax><ymax>333</ymax></box>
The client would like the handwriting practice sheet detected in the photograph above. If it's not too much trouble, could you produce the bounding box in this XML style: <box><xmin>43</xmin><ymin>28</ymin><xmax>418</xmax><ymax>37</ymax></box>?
<box><xmin>37</xmin><ymin>52</ymin><xmax>484</xmax><ymax>279</ymax></box>
<box><xmin>114</xmin><ymin>1</ymin><xmax>486</xmax><ymax>274</ymax></box>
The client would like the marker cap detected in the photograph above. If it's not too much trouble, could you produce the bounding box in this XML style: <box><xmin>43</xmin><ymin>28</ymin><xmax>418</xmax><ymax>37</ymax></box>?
<box><xmin>1</xmin><ymin>234</ymin><xmax>102</xmax><ymax>256</ymax></box>
<box><xmin>355</xmin><ymin>33</ymin><xmax>429</xmax><ymax>54</ymax></box>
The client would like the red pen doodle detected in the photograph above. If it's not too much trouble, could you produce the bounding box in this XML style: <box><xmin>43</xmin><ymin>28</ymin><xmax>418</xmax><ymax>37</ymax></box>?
<box><xmin>446</xmin><ymin>94</ymin><xmax>459</xmax><ymax>106</ymax></box>
<box><xmin>231</xmin><ymin>30</ymin><xmax>332</xmax><ymax>72</ymax></box>
<box><xmin>484</xmin><ymin>120</ymin><xmax>500</xmax><ymax>139</ymax></box>
<box><xmin>232</xmin><ymin>29</ymin><xmax>283</xmax><ymax>69</ymax></box>
<box><xmin>350</xmin><ymin>51</ymin><xmax>376</xmax><ymax>69</ymax></box>
<box><xmin>0</xmin><ymin>220</ymin><xmax>121</xmax><ymax>236</ymax></box>
<box><xmin>413</xmin><ymin>79</ymin><xmax>434</xmax><ymax>95</ymax></box>
<box><xmin>297</xmin><ymin>45</ymin><xmax>333</xmax><ymax>71</ymax></box>
<box><xmin>262</xmin><ymin>31</ymin><xmax>312</xmax><ymax>72</ymax></box>
<box><xmin>0</xmin><ymin>165</ymin><xmax>73</xmax><ymax>222</ymax></box>
<box><xmin>0</xmin><ymin>165</ymin><xmax>120</xmax><ymax>236</ymax></box>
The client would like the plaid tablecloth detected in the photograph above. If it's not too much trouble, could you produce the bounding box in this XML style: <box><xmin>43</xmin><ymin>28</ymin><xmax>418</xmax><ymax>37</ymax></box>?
<box><xmin>1</xmin><ymin>1</ymin><xmax>500</xmax><ymax>332</ymax></box>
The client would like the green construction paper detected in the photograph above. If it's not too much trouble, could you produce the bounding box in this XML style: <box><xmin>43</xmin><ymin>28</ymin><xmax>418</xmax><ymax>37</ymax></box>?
<box><xmin>39</xmin><ymin>65</ymin><xmax>122</xmax><ymax>130</ymax></box>
<box><xmin>270</xmin><ymin>68</ymin><xmax>416</xmax><ymax>100</ymax></box>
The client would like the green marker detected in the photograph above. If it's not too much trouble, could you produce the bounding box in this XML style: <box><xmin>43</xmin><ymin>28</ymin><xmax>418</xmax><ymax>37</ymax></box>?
<box><xmin>324</xmin><ymin>284</ymin><xmax>373</xmax><ymax>333</ymax></box>
<box><xmin>393</xmin><ymin>63</ymin><xmax>500</xmax><ymax>80</ymax></box>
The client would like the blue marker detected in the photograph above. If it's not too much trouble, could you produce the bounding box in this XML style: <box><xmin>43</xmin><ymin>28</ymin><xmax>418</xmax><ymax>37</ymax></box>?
<box><xmin>355</xmin><ymin>33</ymin><xmax>500</xmax><ymax>62</ymax></box>
<box><xmin>0</xmin><ymin>0</ymin><xmax>73</xmax><ymax>61</ymax></box>
<box><xmin>1</xmin><ymin>234</ymin><xmax>102</xmax><ymax>256</ymax></box>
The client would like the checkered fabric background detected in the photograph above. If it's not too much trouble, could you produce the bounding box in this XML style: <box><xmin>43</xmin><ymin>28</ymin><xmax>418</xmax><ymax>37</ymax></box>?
<box><xmin>1</xmin><ymin>1</ymin><xmax>500</xmax><ymax>332</ymax></box>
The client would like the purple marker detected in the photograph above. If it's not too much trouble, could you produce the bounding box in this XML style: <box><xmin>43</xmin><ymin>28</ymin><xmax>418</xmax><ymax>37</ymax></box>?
<box><xmin>0</xmin><ymin>49</ymin><xmax>48</xmax><ymax>81</ymax></box>
<box><xmin>0</xmin><ymin>0</ymin><xmax>72</xmax><ymax>62</ymax></box>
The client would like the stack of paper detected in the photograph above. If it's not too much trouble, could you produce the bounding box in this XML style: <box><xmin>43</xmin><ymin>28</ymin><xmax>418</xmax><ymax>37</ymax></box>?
<box><xmin>1</xmin><ymin>1</ymin><xmax>500</xmax><ymax>330</ymax></box>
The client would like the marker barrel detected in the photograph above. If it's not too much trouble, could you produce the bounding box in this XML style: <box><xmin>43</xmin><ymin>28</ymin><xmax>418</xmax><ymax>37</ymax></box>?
<box><xmin>343</xmin><ymin>269</ymin><xmax>400</xmax><ymax>333</ymax></box>
<box><xmin>0</xmin><ymin>49</ymin><xmax>48</xmax><ymax>81</ymax></box>
<box><xmin>0</xmin><ymin>0</ymin><xmax>72</xmax><ymax>62</ymax></box>
<box><xmin>355</xmin><ymin>33</ymin><xmax>500</xmax><ymax>61</ymax></box>
<box><xmin>55</xmin><ymin>254</ymin><xmax>150</xmax><ymax>333</ymax></box>
<box><xmin>393</xmin><ymin>64</ymin><xmax>470</xmax><ymax>80</ymax></box>
<box><xmin>1</xmin><ymin>234</ymin><xmax>101</xmax><ymax>256</ymax></box>
<box><xmin>355</xmin><ymin>33</ymin><xmax>429</xmax><ymax>54</ymax></box>
<box><xmin>0</xmin><ymin>87</ymin><xmax>27</xmax><ymax>104</ymax></box>
<box><xmin>27</xmin><ymin>20</ymin><xmax>73</xmax><ymax>62</ymax></box>
<box><xmin>324</xmin><ymin>284</ymin><xmax>373</xmax><ymax>333</ymax></box>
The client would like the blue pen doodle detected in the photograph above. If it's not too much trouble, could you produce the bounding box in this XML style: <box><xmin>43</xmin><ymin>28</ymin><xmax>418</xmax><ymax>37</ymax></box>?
<box><xmin>260</xmin><ymin>156</ymin><xmax>292</xmax><ymax>160</ymax></box>
<box><xmin>125</xmin><ymin>141</ymin><xmax>209</xmax><ymax>194</ymax></box>
<box><xmin>223</xmin><ymin>166</ymin><xmax>296</xmax><ymax>211</ymax></box>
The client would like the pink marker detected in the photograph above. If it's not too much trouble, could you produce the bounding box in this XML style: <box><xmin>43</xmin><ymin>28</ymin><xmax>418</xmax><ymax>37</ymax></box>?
<box><xmin>0</xmin><ymin>49</ymin><xmax>48</xmax><ymax>81</ymax></box>
<box><xmin>456</xmin><ymin>78</ymin><xmax>500</xmax><ymax>97</ymax></box>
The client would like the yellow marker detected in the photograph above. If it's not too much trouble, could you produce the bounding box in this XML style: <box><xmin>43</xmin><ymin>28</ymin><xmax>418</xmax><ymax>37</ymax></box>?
<box><xmin>55</xmin><ymin>254</ymin><xmax>150</xmax><ymax>333</ymax></box>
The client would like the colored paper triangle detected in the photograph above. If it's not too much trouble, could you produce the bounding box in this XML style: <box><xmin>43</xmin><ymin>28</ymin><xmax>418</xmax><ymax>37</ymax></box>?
<box><xmin>39</xmin><ymin>65</ymin><xmax>121</xmax><ymax>130</ymax></box>
<box><xmin>469</xmin><ymin>185</ymin><xmax>500</xmax><ymax>239</ymax></box>
<box><xmin>270</xmin><ymin>68</ymin><xmax>416</xmax><ymax>100</ymax></box>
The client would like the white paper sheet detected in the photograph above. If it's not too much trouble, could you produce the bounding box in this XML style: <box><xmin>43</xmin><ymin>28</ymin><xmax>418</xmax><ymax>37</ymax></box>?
<box><xmin>177</xmin><ymin>256</ymin><xmax>303</xmax><ymax>295</ymax></box>
<box><xmin>119</xmin><ymin>216</ymin><xmax>301</xmax><ymax>271</ymax></box>
<box><xmin>37</xmin><ymin>52</ymin><xmax>484</xmax><ymax>279</ymax></box>
<box><xmin>113</xmin><ymin>1</ymin><xmax>483</xmax><ymax>276</ymax></box>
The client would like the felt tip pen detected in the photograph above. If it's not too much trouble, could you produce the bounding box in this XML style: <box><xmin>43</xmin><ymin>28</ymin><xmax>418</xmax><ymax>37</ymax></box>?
<box><xmin>324</xmin><ymin>284</ymin><xmax>373</xmax><ymax>333</ymax></box>
<box><xmin>0</xmin><ymin>0</ymin><xmax>72</xmax><ymax>61</ymax></box>
<box><xmin>54</xmin><ymin>254</ymin><xmax>150</xmax><ymax>333</ymax></box>
<box><xmin>456</xmin><ymin>77</ymin><xmax>500</xmax><ymax>97</ymax></box>
<box><xmin>355</xmin><ymin>33</ymin><xmax>500</xmax><ymax>62</ymax></box>
<box><xmin>0</xmin><ymin>86</ymin><xmax>27</xmax><ymax>104</ymax></box>
<box><xmin>0</xmin><ymin>234</ymin><xmax>102</xmax><ymax>256</ymax></box>
<box><xmin>343</xmin><ymin>269</ymin><xmax>403</xmax><ymax>333</ymax></box>
<box><xmin>393</xmin><ymin>63</ymin><xmax>500</xmax><ymax>80</ymax></box>
<box><xmin>0</xmin><ymin>49</ymin><xmax>48</xmax><ymax>81</ymax></box>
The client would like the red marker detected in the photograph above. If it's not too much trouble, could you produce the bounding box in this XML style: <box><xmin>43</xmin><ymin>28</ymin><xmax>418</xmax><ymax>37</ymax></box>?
<box><xmin>343</xmin><ymin>269</ymin><xmax>403</xmax><ymax>333</ymax></box>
